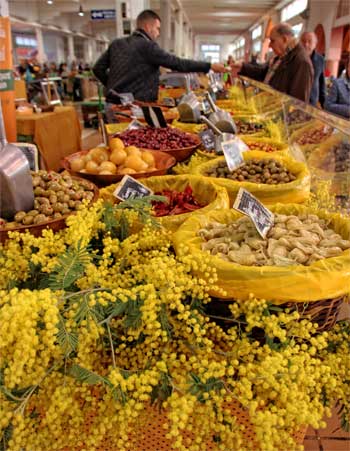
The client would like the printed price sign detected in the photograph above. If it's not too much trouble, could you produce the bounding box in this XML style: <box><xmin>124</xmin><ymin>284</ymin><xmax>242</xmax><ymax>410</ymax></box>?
<box><xmin>126</xmin><ymin>119</ymin><xmax>144</xmax><ymax>131</ymax></box>
<box><xmin>222</xmin><ymin>137</ymin><xmax>249</xmax><ymax>171</ymax></box>
<box><xmin>113</xmin><ymin>175</ymin><xmax>153</xmax><ymax>201</ymax></box>
<box><xmin>202</xmin><ymin>98</ymin><xmax>211</xmax><ymax>115</ymax></box>
<box><xmin>141</xmin><ymin>106</ymin><xmax>167</xmax><ymax>128</ymax></box>
<box><xmin>130</xmin><ymin>105</ymin><xmax>144</xmax><ymax>118</ymax></box>
<box><xmin>233</xmin><ymin>188</ymin><xmax>274</xmax><ymax>238</ymax></box>
<box><xmin>162</xmin><ymin>97</ymin><xmax>176</xmax><ymax>107</ymax></box>
<box><xmin>199</xmin><ymin>128</ymin><xmax>215</xmax><ymax>151</ymax></box>
<box><xmin>119</xmin><ymin>92</ymin><xmax>134</xmax><ymax>105</ymax></box>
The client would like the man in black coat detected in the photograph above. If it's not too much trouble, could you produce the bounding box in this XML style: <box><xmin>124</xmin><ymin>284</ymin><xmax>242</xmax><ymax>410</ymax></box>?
<box><xmin>93</xmin><ymin>9</ymin><xmax>225</xmax><ymax>106</ymax></box>
<box><xmin>300</xmin><ymin>31</ymin><xmax>326</xmax><ymax>108</ymax></box>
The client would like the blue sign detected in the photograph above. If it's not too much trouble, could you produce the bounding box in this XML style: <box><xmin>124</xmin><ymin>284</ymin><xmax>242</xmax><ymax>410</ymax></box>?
<box><xmin>91</xmin><ymin>9</ymin><xmax>116</xmax><ymax>21</ymax></box>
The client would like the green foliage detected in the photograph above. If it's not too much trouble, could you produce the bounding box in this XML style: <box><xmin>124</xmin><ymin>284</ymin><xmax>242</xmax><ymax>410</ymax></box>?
<box><xmin>0</xmin><ymin>423</ymin><xmax>13</xmax><ymax>451</ymax></box>
<box><xmin>114</xmin><ymin>195</ymin><xmax>166</xmax><ymax>228</ymax></box>
<box><xmin>150</xmin><ymin>372</ymin><xmax>173</xmax><ymax>409</ymax></box>
<box><xmin>158</xmin><ymin>303</ymin><xmax>172</xmax><ymax>338</ymax></box>
<box><xmin>189</xmin><ymin>373</ymin><xmax>224</xmax><ymax>403</ymax></box>
<box><xmin>74</xmin><ymin>294</ymin><xmax>105</xmax><ymax>325</ymax></box>
<box><xmin>122</xmin><ymin>296</ymin><xmax>144</xmax><ymax>330</ymax></box>
<box><xmin>44</xmin><ymin>241</ymin><xmax>91</xmax><ymax>291</ymax></box>
<box><xmin>56</xmin><ymin>313</ymin><xmax>78</xmax><ymax>357</ymax></box>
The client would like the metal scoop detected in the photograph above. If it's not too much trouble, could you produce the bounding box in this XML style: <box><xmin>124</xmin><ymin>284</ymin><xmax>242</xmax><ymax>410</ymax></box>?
<box><xmin>177</xmin><ymin>91</ymin><xmax>202</xmax><ymax>123</ymax></box>
<box><xmin>200</xmin><ymin>115</ymin><xmax>236</xmax><ymax>154</ymax></box>
<box><xmin>0</xmin><ymin>100</ymin><xmax>34</xmax><ymax>219</ymax></box>
<box><xmin>205</xmin><ymin>92</ymin><xmax>237</xmax><ymax>134</ymax></box>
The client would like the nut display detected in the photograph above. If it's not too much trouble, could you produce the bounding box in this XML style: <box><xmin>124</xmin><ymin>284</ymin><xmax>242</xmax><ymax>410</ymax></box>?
<box><xmin>0</xmin><ymin>171</ymin><xmax>96</xmax><ymax>229</ymax></box>
<box><xmin>70</xmin><ymin>138</ymin><xmax>157</xmax><ymax>175</ymax></box>
<box><xmin>295</xmin><ymin>125</ymin><xmax>333</xmax><ymax>145</ymax></box>
<box><xmin>245</xmin><ymin>142</ymin><xmax>281</xmax><ymax>153</ymax></box>
<box><xmin>118</xmin><ymin>126</ymin><xmax>198</xmax><ymax>150</ymax></box>
<box><xmin>286</xmin><ymin>110</ymin><xmax>311</xmax><ymax>125</ymax></box>
<box><xmin>322</xmin><ymin>141</ymin><xmax>350</xmax><ymax>172</ymax></box>
<box><xmin>204</xmin><ymin>159</ymin><xmax>296</xmax><ymax>184</ymax></box>
<box><xmin>235</xmin><ymin>120</ymin><xmax>264</xmax><ymax>135</ymax></box>
<box><xmin>198</xmin><ymin>214</ymin><xmax>350</xmax><ymax>266</ymax></box>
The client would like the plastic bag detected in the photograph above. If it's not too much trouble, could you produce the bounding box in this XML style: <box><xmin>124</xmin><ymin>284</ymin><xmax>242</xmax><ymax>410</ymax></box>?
<box><xmin>172</xmin><ymin>204</ymin><xmax>350</xmax><ymax>302</ymax></box>
<box><xmin>171</xmin><ymin>119</ymin><xmax>206</xmax><ymax>135</ymax></box>
<box><xmin>193</xmin><ymin>150</ymin><xmax>311</xmax><ymax>205</ymax></box>
<box><xmin>99</xmin><ymin>174</ymin><xmax>229</xmax><ymax>232</ymax></box>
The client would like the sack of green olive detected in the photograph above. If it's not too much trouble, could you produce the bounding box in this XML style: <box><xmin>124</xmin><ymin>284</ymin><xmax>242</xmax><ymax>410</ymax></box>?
<box><xmin>193</xmin><ymin>151</ymin><xmax>310</xmax><ymax>205</ymax></box>
<box><xmin>0</xmin><ymin>171</ymin><xmax>97</xmax><ymax>231</ymax></box>
<box><xmin>172</xmin><ymin>204</ymin><xmax>350</xmax><ymax>303</ymax></box>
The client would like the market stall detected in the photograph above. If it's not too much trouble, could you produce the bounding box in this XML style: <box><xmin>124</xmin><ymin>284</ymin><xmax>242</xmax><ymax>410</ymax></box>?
<box><xmin>16</xmin><ymin>105</ymin><xmax>82</xmax><ymax>171</ymax></box>
<box><xmin>1</xmin><ymin>76</ymin><xmax>349</xmax><ymax>451</ymax></box>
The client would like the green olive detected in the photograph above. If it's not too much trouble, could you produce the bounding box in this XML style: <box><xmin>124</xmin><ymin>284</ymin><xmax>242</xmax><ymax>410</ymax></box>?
<box><xmin>33</xmin><ymin>214</ymin><xmax>48</xmax><ymax>224</ymax></box>
<box><xmin>61</xmin><ymin>207</ymin><xmax>70</xmax><ymax>215</ymax></box>
<box><xmin>68</xmin><ymin>200</ymin><xmax>76</xmax><ymax>208</ymax></box>
<box><xmin>32</xmin><ymin>176</ymin><xmax>42</xmax><ymax>187</ymax></box>
<box><xmin>53</xmin><ymin>212</ymin><xmax>62</xmax><ymax>220</ymax></box>
<box><xmin>28</xmin><ymin>210</ymin><xmax>39</xmax><ymax>216</ymax></box>
<box><xmin>53</xmin><ymin>202</ymin><xmax>64</xmax><ymax>212</ymax></box>
<box><xmin>14</xmin><ymin>211</ymin><xmax>26</xmax><ymax>222</ymax></box>
<box><xmin>34</xmin><ymin>186</ymin><xmax>45</xmax><ymax>196</ymax></box>
<box><xmin>49</xmin><ymin>194</ymin><xmax>58</xmax><ymax>204</ymax></box>
<box><xmin>22</xmin><ymin>215</ymin><xmax>34</xmax><ymax>225</ymax></box>
<box><xmin>48</xmin><ymin>182</ymin><xmax>60</xmax><ymax>192</ymax></box>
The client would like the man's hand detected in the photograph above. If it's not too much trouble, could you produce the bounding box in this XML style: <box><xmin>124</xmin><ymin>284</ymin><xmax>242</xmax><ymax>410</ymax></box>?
<box><xmin>210</xmin><ymin>63</ymin><xmax>227</xmax><ymax>73</ymax></box>
<box><xmin>230</xmin><ymin>62</ymin><xmax>243</xmax><ymax>78</ymax></box>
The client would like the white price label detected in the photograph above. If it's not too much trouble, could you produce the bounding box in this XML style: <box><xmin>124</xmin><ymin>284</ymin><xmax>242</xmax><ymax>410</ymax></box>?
<box><xmin>113</xmin><ymin>175</ymin><xmax>153</xmax><ymax>201</ymax></box>
<box><xmin>126</xmin><ymin>119</ymin><xmax>144</xmax><ymax>131</ymax></box>
<box><xmin>233</xmin><ymin>188</ymin><xmax>274</xmax><ymax>238</ymax></box>
<box><xmin>221</xmin><ymin>137</ymin><xmax>249</xmax><ymax>171</ymax></box>
<box><xmin>199</xmin><ymin>129</ymin><xmax>216</xmax><ymax>151</ymax></box>
<box><xmin>119</xmin><ymin>92</ymin><xmax>134</xmax><ymax>105</ymax></box>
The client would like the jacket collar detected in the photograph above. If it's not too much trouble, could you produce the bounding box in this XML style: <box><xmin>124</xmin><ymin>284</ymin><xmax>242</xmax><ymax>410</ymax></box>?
<box><xmin>133</xmin><ymin>29</ymin><xmax>153</xmax><ymax>41</ymax></box>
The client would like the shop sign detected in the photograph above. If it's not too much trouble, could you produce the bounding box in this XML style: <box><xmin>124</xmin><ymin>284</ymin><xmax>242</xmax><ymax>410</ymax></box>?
<box><xmin>0</xmin><ymin>69</ymin><xmax>13</xmax><ymax>92</ymax></box>
<box><xmin>233</xmin><ymin>188</ymin><xmax>274</xmax><ymax>238</ymax></box>
<box><xmin>91</xmin><ymin>9</ymin><xmax>116</xmax><ymax>21</ymax></box>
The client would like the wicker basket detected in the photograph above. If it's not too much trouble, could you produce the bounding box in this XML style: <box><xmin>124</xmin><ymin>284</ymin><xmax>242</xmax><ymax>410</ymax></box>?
<box><xmin>59</xmin><ymin>400</ymin><xmax>307</xmax><ymax>451</ymax></box>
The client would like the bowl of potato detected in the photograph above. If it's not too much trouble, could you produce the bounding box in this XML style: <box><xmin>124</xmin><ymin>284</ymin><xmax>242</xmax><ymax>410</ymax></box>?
<box><xmin>62</xmin><ymin>137</ymin><xmax>177</xmax><ymax>186</ymax></box>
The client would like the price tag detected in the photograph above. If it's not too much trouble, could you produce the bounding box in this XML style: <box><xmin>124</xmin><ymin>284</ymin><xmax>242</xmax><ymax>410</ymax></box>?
<box><xmin>202</xmin><ymin>98</ymin><xmax>211</xmax><ymax>115</ymax></box>
<box><xmin>126</xmin><ymin>119</ymin><xmax>144</xmax><ymax>131</ymax></box>
<box><xmin>113</xmin><ymin>175</ymin><xmax>153</xmax><ymax>201</ymax></box>
<box><xmin>199</xmin><ymin>128</ymin><xmax>216</xmax><ymax>151</ymax></box>
<box><xmin>14</xmin><ymin>142</ymin><xmax>39</xmax><ymax>171</ymax></box>
<box><xmin>221</xmin><ymin>137</ymin><xmax>249</xmax><ymax>171</ymax></box>
<box><xmin>233</xmin><ymin>188</ymin><xmax>274</xmax><ymax>238</ymax></box>
<box><xmin>141</xmin><ymin>106</ymin><xmax>167</xmax><ymax>128</ymax></box>
<box><xmin>162</xmin><ymin>97</ymin><xmax>176</xmax><ymax>107</ymax></box>
<box><xmin>119</xmin><ymin>92</ymin><xmax>134</xmax><ymax>105</ymax></box>
<box><xmin>130</xmin><ymin>105</ymin><xmax>144</xmax><ymax>118</ymax></box>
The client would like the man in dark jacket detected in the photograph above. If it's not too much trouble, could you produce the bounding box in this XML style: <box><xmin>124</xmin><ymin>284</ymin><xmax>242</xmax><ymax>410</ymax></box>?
<box><xmin>93</xmin><ymin>9</ymin><xmax>225</xmax><ymax>105</ymax></box>
<box><xmin>300</xmin><ymin>31</ymin><xmax>326</xmax><ymax>107</ymax></box>
<box><xmin>231</xmin><ymin>23</ymin><xmax>314</xmax><ymax>102</ymax></box>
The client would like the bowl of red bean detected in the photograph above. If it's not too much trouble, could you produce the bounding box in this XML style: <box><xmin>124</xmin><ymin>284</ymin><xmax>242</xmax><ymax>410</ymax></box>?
<box><xmin>117</xmin><ymin>126</ymin><xmax>201</xmax><ymax>162</ymax></box>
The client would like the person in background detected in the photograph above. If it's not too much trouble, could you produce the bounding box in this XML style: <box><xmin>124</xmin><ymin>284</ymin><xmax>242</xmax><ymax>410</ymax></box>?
<box><xmin>300</xmin><ymin>31</ymin><xmax>326</xmax><ymax>108</ymax></box>
<box><xmin>93</xmin><ymin>9</ymin><xmax>226</xmax><ymax>121</ymax></box>
<box><xmin>324</xmin><ymin>57</ymin><xmax>350</xmax><ymax>119</ymax></box>
<box><xmin>249</xmin><ymin>53</ymin><xmax>259</xmax><ymax>66</ymax></box>
<box><xmin>231</xmin><ymin>23</ymin><xmax>314</xmax><ymax>102</ymax></box>
<box><xmin>227</xmin><ymin>55</ymin><xmax>234</xmax><ymax>66</ymax></box>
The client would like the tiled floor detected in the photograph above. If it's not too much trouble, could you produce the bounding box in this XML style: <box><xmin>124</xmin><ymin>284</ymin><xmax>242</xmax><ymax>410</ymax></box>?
<box><xmin>79</xmin><ymin>120</ymin><xmax>350</xmax><ymax>451</ymax></box>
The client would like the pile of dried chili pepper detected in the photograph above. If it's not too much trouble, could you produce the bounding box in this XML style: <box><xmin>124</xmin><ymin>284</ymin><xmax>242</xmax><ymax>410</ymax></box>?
<box><xmin>152</xmin><ymin>185</ymin><xmax>204</xmax><ymax>216</ymax></box>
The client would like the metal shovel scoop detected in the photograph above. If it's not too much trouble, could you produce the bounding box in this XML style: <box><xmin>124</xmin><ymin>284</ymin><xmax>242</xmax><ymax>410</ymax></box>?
<box><xmin>200</xmin><ymin>115</ymin><xmax>236</xmax><ymax>154</ymax></box>
<box><xmin>177</xmin><ymin>91</ymin><xmax>203</xmax><ymax>123</ymax></box>
<box><xmin>205</xmin><ymin>92</ymin><xmax>237</xmax><ymax>134</ymax></box>
<box><xmin>0</xmin><ymin>101</ymin><xmax>34</xmax><ymax>219</ymax></box>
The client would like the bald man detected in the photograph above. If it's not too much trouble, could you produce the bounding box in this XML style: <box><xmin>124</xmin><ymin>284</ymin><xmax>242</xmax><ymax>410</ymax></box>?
<box><xmin>232</xmin><ymin>23</ymin><xmax>314</xmax><ymax>102</ymax></box>
<box><xmin>300</xmin><ymin>32</ymin><xmax>326</xmax><ymax>107</ymax></box>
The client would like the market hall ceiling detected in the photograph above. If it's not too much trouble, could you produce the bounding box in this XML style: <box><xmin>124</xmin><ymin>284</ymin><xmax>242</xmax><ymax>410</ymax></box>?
<box><xmin>8</xmin><ymin>0</ymin><xmax>281</xmax><ymax>35</ymax></box>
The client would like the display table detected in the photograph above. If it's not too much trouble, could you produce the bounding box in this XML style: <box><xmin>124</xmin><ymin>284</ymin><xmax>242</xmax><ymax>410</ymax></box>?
<box><xmin>16</xmin><ymin>106</ymin><xmax>82</xmax><ymax>171</ymax></box>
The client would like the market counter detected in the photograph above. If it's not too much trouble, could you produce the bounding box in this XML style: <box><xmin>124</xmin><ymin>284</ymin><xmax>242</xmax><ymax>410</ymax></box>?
<box><xmin>16</xmin><ymin>106</ymin><xmax>82</xmax><ymax>171</ymax></box>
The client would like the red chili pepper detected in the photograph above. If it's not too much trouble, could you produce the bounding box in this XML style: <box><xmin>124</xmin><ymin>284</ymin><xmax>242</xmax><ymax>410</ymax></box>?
<box><xmin>152</xmin><ymin>185</ymin><xmax>204</xmax><ymax>217</ymax></box>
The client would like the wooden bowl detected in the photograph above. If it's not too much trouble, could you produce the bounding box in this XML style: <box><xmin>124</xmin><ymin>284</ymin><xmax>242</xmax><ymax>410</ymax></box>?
<box><xmin>61</xmin><ymin>149</ymin><xmax>176</xmax><ymax>187</ymax></box>
<box><xmin>0</xmin><ymin>178</ymin><xmax>99</xmax><ymax>243</ymax></box>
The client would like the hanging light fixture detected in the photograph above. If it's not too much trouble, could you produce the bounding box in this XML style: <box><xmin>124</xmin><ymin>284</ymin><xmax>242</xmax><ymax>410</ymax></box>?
<box><xmin>78</xmin><ymin>4</ymin><xmax>84</xmax><ymax>16</ymax></box>
<box><xmin>47</xmin><ymin>0</ymin><xmax>53</xmax><ymax>4</ymax></box>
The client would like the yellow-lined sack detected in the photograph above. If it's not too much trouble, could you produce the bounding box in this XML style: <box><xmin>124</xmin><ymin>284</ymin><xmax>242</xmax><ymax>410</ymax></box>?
<box><xmin>290</xmin><ymin>120</ymin><xmax>334</xmax><ymax>159</ymax></box>
<box><xmin>239</xmin><ymin>136</ymin><xmax>288</xmax><ymax>155</ymax></box>
<box><xmin>172</xmin><ymin>204</ymin><xmax>350</xmax><ymax>302</ymax></box>
<box><xmin>171</xmin><ymin>119</ymin><xmax>206</xmax><ymax>135</ymax></box>
<box><xmin>105</xmin><ymin>123</ymin><xmax>129</xmax><ymax>135</ymax></box>
<box><xmin>99</xmin><ymin>174</ymin><xmax>229</xmax><ymax>232</ymax></box>
<box><xmin>193</xmin><ymin>151</ymin><xmax>310</xmax><ymax>205</ymax></box>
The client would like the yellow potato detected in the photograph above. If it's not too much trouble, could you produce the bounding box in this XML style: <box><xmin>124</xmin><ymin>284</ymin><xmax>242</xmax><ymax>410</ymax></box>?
<box><xmin>119</xmin><ymin>167</ymin><xmax>137</xmax><ymax>174</ymax></box>
<box><xmin>99</xmin><ymin>161</ymin><xmax>117</xmax><ymax>174</ymax></box>
<box><xmin>141</xmin><ymin>151</ymin><xmax>155</xmax><ymax>167</ymax></box>
<box><xmin>89</xmin><ymin>147</ymin><xmax>110</xmax><ymax>164</ymax></box>
<box><xmin>70</xmin><ymin>157</ymin><xmax>85</xmax><ymax>172</ymax></box>
<box><xmin>110</xmin><ymin>149</ymin><xmax>127</xmax><ymax>165</ymax></box>
<box><xmin>124</xmin><ymin>155</ymin><xmax>148</xmax><ymax>172</ymax></box>
<box><xmin>99</xmin><ymin>170</ymin><xmax>114</xmax><ymax>175</ymax></box>
<box><xmin>109</xmin><ymin>137</ymin><xmax>125</xmax><ymax>152</ymax></box>
<box><xmin>85</xmin><ymin>160</ymin><xmax>100</xmax><ymax>174</ymax></box>
<box><xmin>125</xmin><ymin>146</ymin><xmax>141</xmax><ymax>156</ymax></box>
